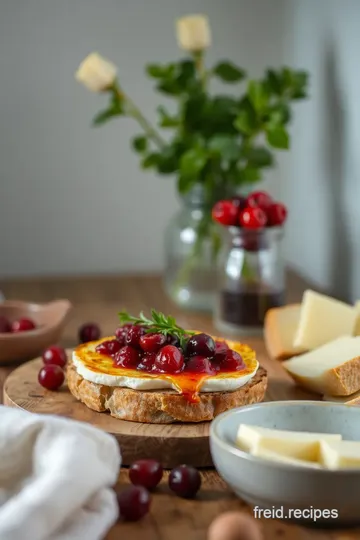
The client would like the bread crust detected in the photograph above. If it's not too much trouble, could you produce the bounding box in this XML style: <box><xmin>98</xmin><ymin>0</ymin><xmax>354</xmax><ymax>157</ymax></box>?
<box><xmin>67</xmin><ymin>361</ymin><xmax>267</xmax><ymax>424</ymax></box>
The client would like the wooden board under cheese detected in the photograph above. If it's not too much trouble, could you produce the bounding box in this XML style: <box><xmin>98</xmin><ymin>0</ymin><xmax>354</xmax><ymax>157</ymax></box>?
<box><xmin>283</xmin><ymin>336</ymin><xmax>360</xmax><ymax>396</ymax></box>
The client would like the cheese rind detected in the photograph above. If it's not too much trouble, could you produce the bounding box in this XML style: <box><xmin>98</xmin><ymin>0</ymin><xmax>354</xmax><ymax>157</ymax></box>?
<box><xmin>236</xmin><ymin>424</ymin><xmax>341</xmax><ymax>461</ymax></box>
<box><xmin>264</xmin><ymin>304</ymin><xmax>306</xmax><ymax>360</ymax></box>
<box><xmin>293</xmin><ymin>290</ymin><xmax>357</xmax><ymax>350</ymax></box>
<box><xmin>320</xmin><ymin>440</ymin><xmax>360</xmax><ymax>469</ymax></box>
<box><xmin>283</xmin><ymin>336</ymin><xmax>360</xmax><ymax>396</ymax></box>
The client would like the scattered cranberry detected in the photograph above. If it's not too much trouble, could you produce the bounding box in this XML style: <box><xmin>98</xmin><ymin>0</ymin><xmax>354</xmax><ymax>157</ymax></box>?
<box><xmin>138</xmin><ymin>352</ymin><xmax>156</xmax><ymax>371</ymax></box>
<box><xmin>96</xmin><ymin>339</ymin><xmax>122</xmax><ymax>356</ymax></box>
<box><xmin>79</xmin><ymin>323</ymin><xmax>101</xmax><ymax>343</ymax></box>
<box><xmin>169</xmin><ymin>465</ymin><xmax>201</xmax><ymax>499</ymax></box>
<box><xmin>212</xmin><ymin>200</ymin><xmax>238</xmax><ymax>226</ymax></box>
<box><xmin>38</xmin><ymin>364</ymin><xmax>65</xmax><ymax>390</ymax></box>
<box><xmin>139</xmin><ymin>333</ymin><xmax>166</xmax><ymax>353</ymax></box>
<box><xmin>239</xmin><ymin>207</ymin><xmax>267</xmax><ymax>229</ymax></box>
<box><xmin>115</xmin><ymin>323</ymin><xmax>133</xmax><ymax>345</ymax></box>
<box><xmin>126</xmin><ymin>325</ymin><xmax>146</xmax><ymax>349</ymax></box>
<box><xmin>11</xmin><ymin>318</ymin><xmax>36</xmax><ymax>332</ymax></box>
<box><xmin>246</xmin><ymin>191</ymin><xmax>273</xmax><ymax>210</ymax></box>
<box><xmin>42</xmin><ymin>345</ymin><xmax>67</xmax><ymax>368</ymax></box>
<box><xmin>166</xmin><ymin>334</ymin><xmax>181</xmax><ymax>347</ymax></box>
<box><xmin>129</xmin><ymin>459</ymin><xmax>163</xmax><ymax>490</ymax></box>
<box><xmin>0</xmin><ymin>316</ymin><xmax>11</xmax><ymax>333</ymax></box>
<box><xmin>267</xmin><ymin>202</ymin><xmax>288</xmax><ymax>226</ymax></box>
<box><xmin>154</xmin><ymin>345</ymin><xmax>184</xmax><ymax>373</ymax></box>
<box><xmin>114</xmin><ymin>346</ymin><xmax>141</xmax><ymax>369</ymax></box>
<box><xmin>185</xmin><ymin>356</ymin><xmax>216</xmax><ymax>374</ymax></box>
<box><xmin>215</xmin><ymin>340</ymin><xmax>229</xmax><ymax>357</ymax></box>
<box><xmin>116</xmin><ymin>485</ymin><xmax>150</xmax><ymax>522</ymax></box>
<box><xmin>186</xmin><ymin>333</ymin><xmax>215</xmax><ymax>358</ymax></box>
<box><xmin>220</xmin><ymin>349</ymin><xmax>245</xmax><ymax>371</ymax></box>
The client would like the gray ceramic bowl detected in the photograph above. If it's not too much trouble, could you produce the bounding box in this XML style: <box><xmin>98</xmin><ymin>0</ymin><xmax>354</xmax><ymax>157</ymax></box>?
<box><xmin>210</xmin><ymin>401</ymin><xmax>360</xmax><ymax>525</ymax></box>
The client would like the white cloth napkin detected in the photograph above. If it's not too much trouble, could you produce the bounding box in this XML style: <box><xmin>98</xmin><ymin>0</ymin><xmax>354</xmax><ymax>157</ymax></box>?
<box><xmin>0</xmin><ymin>406</ymin><xmax>121</xmax><ymax>540</ymax></box>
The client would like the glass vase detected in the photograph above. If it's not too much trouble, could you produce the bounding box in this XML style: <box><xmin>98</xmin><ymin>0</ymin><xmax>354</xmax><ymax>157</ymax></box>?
<box><xmin>214</xmin><ymin>226</ymin><xmax>285</xmax><ymax>336</ymax></box>
<box><xmin>163</xmin><ymin>185</ymin><xmax>224</xmax><ymax>312</ymax></box>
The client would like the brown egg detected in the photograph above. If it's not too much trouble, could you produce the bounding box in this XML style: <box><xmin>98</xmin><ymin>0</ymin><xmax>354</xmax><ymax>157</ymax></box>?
<box><xmin>208</xmin><ymin>512</ymin><xmax>263</xmax><ymax>540</ymax></box>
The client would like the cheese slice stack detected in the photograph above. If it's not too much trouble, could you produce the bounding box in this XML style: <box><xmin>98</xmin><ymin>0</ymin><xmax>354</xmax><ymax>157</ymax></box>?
<box><xmin>320</xmin><ymin>440</ymin><xmax>360</xmax><ymax>469</ymax></box>
<box><xmin>236</xmin><ymin>424</ymin><xmax>341</xmax><ymax>462</ymax></box>
<box><xmin>251</xmin><ymin>447</ymin><xmax>322</xmax><ymax>468</ymax></box>
<box><xmin>264</xmin><ymin>304</ymin><xmax>306</xmax><ymax>360</ymax></box>
<box><xmin>283</xmin><ymin>336</ymin><xmax>360</xmax><ymax>396</ymax></box>
<box><xmin>293</xmin><ymin>290</ymin><xmax>357</xmax><ymax>350</ymax></box>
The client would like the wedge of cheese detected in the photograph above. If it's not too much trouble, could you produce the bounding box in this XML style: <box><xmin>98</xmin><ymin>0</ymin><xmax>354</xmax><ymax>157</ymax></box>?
<box><xmin>283</xmin><ymin>336</ymin><xmax>360</xmax><ymax>396</ymax></box>
<box><xmin>236</xmin><ymin>424</ymin><xmax>341</xmax><ymax>461</ymax></box>
<box><xmin>323</xmin><ymin>388</ymin><xmax>360</xmax><ymax>405</ymax></box>
<box><xmin>252</xmin><ymin>447</ymin><xmax>323</xmax><ymax>468</ymax></box>
<box><xmin>320</xmin><ymin>440</ymin><xmax>360</xmax><ymax>469</ymax></box>
<box><xmin>264</xmin><ymin>304</ymin><xmax>307</xmax><ymax>360</ymax></box>
<box><xmin>293</xmin><ymin>290</ymin><xmax>357</xmax><ymax>350</ymax></box>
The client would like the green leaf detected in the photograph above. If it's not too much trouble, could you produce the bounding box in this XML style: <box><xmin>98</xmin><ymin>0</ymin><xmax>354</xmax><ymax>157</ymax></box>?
<box><xmin>234</xmin><ymin>105</ymin><xmax>257</xmax><ymax>135</ymax></box>
<box><xmin>266</xmin><ymin>126</ymin><xmax>289</xmax><ymax>149</ymax></box>
<box><xmin>268</xmin><ymin>103</ymin><xmax>291</xmax><ymax>125</ymax></box>
<box><xmin>177</xmin><ymin>175</ymin><xmax>195</xmax><ymax>194</ymax></box>
<box><xmin>157</xmin><ymin>105</ymin><xmax>179</xmax><ymax>128</ymax></box>
<box><xmin>208</xmin><ymin>135</ymin><xmax>240</xmax><ymax>162</ymax></box>
<box><xmin>247</xmin><ymin>80</ymin><xmax>269</xmax><ymax>113</ymax></box>
<box><xmin>246</xmin><ymin>147</ymin><xmax>273</xmax><ymax>167</ymax></box>
<box><xmin>93</xmin><ymin>108</ymin><xmax>118</xmax><ymax>126</ymax></box>
<box><xmin>180</xmin><ymin>148</ymin><xmax>207</xmax><ymax>179</ymax></box>
<box><xmin>213</xmin><ymin>61</ymin><xmax>246</xmax><ymax>82</ymax></box>
<box><xmin>141</xmin><ymin>153</ymin><xmax>162</xmax><ymax>169</ymax></box>
<box><xmin>132</xmin><ymin>135</ymin><xmax>147</xmax><ymax>153</ymax></box>
<box><xmin>241</xmin><ymin>166</ymin><xmax>261</xmax><ymax>182</ymax></box>
<box><xmin>146</xmin><ymin>64</ymin><xmax>169</xmax><ymax>78</ymax></box>
<box><xmin>265</xmin><ymin>69</ymin><xmax>282</xmax><ymax>95</ymax></box>
<box><xmin>92</xmin><ymin>91</ymin><xmax>123</xmax><ymax>126</ymax></box>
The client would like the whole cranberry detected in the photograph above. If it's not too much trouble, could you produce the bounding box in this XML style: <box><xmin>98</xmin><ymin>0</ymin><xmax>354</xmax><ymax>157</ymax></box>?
<box><xmin>115</xmin><ymin>324</ymin><xmax>133</xmax><ymax>345</ymax></box>
<box><xmin>214</xmin><ymin>340</ymin><xmax>229</xmax><ymax>358</ymax></box>
<box><xmin>231</xmin><ymin>196</ymin><xmax>247</xmax><ymax>211</ymax></box>
<box><xmin>114</xmin><ymin>346</ymin><xmax>141</xmax><ymax>368</ymax></box>
<box><xmin>129</xmin><ymin>459</ymin><xmax>163</xmax><ymax>490</ymax></box>
<box><xmin>116</xmin><ymin>485</ymin><xmax>151</xmax><ymax>521</ymax></box>
<box><xmin>42</xmin><ymin>345</ymin><xmax>67</xmax><ymax>368</ymax></box>
<box><xmin>246</xmin><ymin>190</ymin><xmax>273</xmax><ymax>210</ymax></box>
<box><xmin>184</xmin><ymin>356</ymin><xmax>215</xmax><ymax>374</ymax></box>
<box><xmin>185</xmin><ymin>333</ymin><xmax>215</xmax><ymax>358</ymax></box>
<box><xmin>96</xmin><ymin>339</ymin><xmax>122</xmax><ymax>356</ymax></box>
<box><xmin>38</xmin><ymin>364</ymin><xmax>65</xmax><ymax>390</ymax></box>
<box><xmin>126</xmin><ymin>325</ymin><xmax>146</xmax><ymax>349</ymax></box>
<box><xmin>139</xmin><ymin>333</ymin><xmax>166</xmax><ymax>353</ymax></box>
<box><xmin>239</xmin><ymin>207</ymin><xmax>267</xmax><ymax>229</ymax></box>
<box><xmin>166</xmin><ymin>334</ymin><xmax>181</xmax><ymax>347</ymax></box>
<box><xmin>11</xmin><ymin>318</ymin><xmax>36</xmax><ymax>332</ymax></box>
<box><xmin>138</xmin><ymin>353</ymin><xmax>156</xmax><ymax>371</ymax></box>
<box><xmin>168</xmin><ymin>465</ymin><xmax>201</xmax><ymax>499</ymax></box>
<box><xmin>0</xmin><ymin>316</ymin><xmax>11</xmax><ymax>333</ymax></box>
<box><xmin>220</xmin><ymin>349</ymin><xmax>245</xmax><ymax>371</ymax></box>
<box><xmin>78</xmin><ymin>323</ymin><xmax>101</xmax><ymax>343</ymax></box>
<box><xmin>267</xmin><ymin>202</ymin><xmax>288</xmax><ymax>226</ymax></box>
<box><xmin>154</xmin><ymin>345</ymin><xmax>184</xmax><ymax>373</ymax></box>
<box><xmin>212</xmin><ymin>200</ymin><xmax>238</xmax><ymax>227</ymax></box>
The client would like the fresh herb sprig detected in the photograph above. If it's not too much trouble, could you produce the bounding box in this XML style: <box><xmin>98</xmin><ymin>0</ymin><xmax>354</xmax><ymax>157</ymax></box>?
<box><xmin>118</xmin><ymin>309</ymin><xmax>195</xmax><ymax>348</ymax></box>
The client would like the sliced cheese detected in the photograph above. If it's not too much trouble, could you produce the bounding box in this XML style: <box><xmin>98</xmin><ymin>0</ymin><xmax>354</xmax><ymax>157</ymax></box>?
<box><xmin>354</xmin><ymin>300</ymin><xmax>360</xmax><ymax>336</ymax></box>
<box><xmin>236</xmin><ymin>424</ymin><xmax>341</xmax><ymax>462</ymax></box>
<box><xmin>283</xmin><ymin>336</ymin><xmax>360</xmax><ymax>396</ymax></box>
<box><xmin>293</xmin><ymin>290</ymin><xmax>357</xmax><ymax>350</ymax></box>
<box><xmin>264</xmin><ymin>304</ymin><xmax>307</xmax><ymax>360</ymax></box>
<box><xmin>320</xmin><ymin>440</ymin><xmax>360</xmax><ymax>469</ymax></box>
<box><xmin>323</xmin><ymin>388</ymin><xmax>360</xmax><ymax>405</ymax></box>
<box><xmin>252</xmin><ymin>447</ymin><xmax>323</xmax><ymax>468</ymax></box>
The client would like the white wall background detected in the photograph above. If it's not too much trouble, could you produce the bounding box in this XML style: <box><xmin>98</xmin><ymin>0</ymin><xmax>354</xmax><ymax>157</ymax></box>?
<box><xmin>283</xmin><ymin>0</ymin><xmax>360</xmax><ymax>301</ymax></box>
<box><xmin>0</xmin><ymin>0</ymin><xmax>287</xmax><ymax>277</ymax></box>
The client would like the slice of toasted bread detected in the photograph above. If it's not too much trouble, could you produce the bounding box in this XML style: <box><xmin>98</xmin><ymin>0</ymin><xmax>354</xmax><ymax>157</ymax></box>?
<box><xmin>323</xmin><ymin>390</ymin><xmax>360</xmax><ymax>405</ymax></box>
<box><xmin>264</xmin><ymin>304</ymin><xmax>307</xmax><ymax>360</ymax></box>
<box><xmin>67</xmin><ymin>361</ymin><xmax>267</xmax><ymax>424</ymax></box>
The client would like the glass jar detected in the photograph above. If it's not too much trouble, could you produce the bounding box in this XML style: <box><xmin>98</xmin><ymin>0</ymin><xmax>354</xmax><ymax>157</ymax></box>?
<box><xmin>214</xmin><ymin>226</ymin><xmax>285</xmax><ymax>336</ymax></box>
<box><xmin>163</xmin><ymin>185</ymin><xmax>223</xmax><ymax>312</ymax></box>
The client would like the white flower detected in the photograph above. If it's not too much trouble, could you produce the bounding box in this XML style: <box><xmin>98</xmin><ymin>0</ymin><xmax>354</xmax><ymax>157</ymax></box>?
<box><xmin>176</xmin><ymin>15</ymin><xmax>211</xmax><ymax>52</ymax></box>
<box><xmin>75</xmin><ymin>52</ymin><xmax>117</xmax><ymax>92</ymax></box>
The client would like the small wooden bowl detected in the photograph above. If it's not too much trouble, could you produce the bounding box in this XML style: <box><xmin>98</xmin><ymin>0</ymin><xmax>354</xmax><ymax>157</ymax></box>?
<box><xmin>0</xmin><ymin>300</ymin><xmax>72</xmax><ymax>364</ymax></box>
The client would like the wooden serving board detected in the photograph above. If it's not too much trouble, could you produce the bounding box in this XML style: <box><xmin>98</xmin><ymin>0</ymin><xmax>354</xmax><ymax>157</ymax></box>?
<box><xmin>3</xmin><ymin>343</ymin><xmax>315</xmax><ymax>468</ymax></box>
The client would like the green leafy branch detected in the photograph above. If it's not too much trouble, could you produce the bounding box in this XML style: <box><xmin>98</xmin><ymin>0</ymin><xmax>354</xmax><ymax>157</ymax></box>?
<box><xmin>118</xmin><ymin>309</ymin><xmax>195</xmax><ymax>348</ymax></box>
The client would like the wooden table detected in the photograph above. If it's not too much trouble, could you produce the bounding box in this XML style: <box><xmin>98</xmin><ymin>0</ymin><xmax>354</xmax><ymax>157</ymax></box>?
<box><xmin>0</xmin><ymin>272</ymin><xmax>358</xmax><ymax>540</ymax></box>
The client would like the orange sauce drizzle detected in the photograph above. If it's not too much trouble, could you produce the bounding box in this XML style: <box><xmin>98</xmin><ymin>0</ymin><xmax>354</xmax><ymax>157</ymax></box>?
<box><xmin>74</xmin><ymin>336</ymin><xmax>258</xmax><ymax>403</ymax></box>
